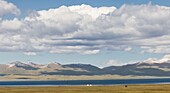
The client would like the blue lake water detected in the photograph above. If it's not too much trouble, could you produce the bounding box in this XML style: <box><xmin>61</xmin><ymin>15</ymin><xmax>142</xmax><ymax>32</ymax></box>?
<box><xmin>1</xmin><ymin>78</ymin><xmax>170</xmax><ymax>86</ymax></box>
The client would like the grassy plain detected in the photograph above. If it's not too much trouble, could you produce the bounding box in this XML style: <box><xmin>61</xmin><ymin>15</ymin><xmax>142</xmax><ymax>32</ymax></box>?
<box><xmin>0</xmin><ymin>84</ymin><xmax>170</xmax><ymax>93</ymax></box>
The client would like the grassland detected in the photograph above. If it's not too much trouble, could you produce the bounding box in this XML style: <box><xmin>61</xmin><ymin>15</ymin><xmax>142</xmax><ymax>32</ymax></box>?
<box><xmin>0</xmin><ymin>84</ymin><xmax>170</xmax><ymax>93</ymax></box>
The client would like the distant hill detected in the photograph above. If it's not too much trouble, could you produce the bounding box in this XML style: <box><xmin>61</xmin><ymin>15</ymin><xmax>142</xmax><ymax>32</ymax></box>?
<box><xmin>1</xmin><ymin>56</ymin><xmax>170</xmax><ymax>76</ymax></box>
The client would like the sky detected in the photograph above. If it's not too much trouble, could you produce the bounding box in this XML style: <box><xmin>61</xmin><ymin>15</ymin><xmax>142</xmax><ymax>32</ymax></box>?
<box><xmin>0</xmin><ymin>0</ymin><xmax>170</xmax><ymax>67</ymax></box>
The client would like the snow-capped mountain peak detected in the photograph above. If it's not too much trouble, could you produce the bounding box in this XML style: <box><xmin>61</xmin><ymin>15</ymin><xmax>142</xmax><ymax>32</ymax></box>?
<box><xmin>7</xmin><ymin>64</ymin><xmax>15</xmax><ymax>68</ymax></box>
<box><xmin>9</xmin><ymin>61</ymin><xmax>28</xmax><ymax>66</ymax></box>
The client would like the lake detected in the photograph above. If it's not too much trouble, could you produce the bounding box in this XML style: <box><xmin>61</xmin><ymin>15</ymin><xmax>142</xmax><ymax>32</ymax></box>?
<box><xmin>0</xmin><ymin>78</ymin><xmax>170</xmax><ymax>86</ymax></box>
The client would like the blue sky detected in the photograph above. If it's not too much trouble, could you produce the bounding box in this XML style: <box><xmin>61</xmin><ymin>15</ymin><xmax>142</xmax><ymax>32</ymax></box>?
<box><xmin>0</xmin><ymin>0</ymin><xmax>170</xmax><ymax>67</ymax></box>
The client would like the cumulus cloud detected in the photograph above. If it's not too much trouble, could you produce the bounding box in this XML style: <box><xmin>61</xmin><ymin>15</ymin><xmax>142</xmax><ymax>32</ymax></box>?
<box><xmin>0</xmin><ymin>18</ymin><xmax>22</xmax><ymax>30</ymax></box>
<box><xmin>1</xmin><ymin>3</ymin><xmax>170</xmax><ymax>55</ymax></box>
<box><xmin>0</xmin><ymin>0</ymin><xmax>20</xmax><ymax>16</ymax></box>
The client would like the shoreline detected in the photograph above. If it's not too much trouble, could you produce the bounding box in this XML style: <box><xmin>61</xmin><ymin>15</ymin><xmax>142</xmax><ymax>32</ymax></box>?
<box><xmin>1</xmin><ymin>77</ymin><xmax>170</xmax><ymax>81</ymax></box>
<box><xmin>1</xmin><ymin>74</ymin><xmax>170</xmax><ymax>81</ymax></box>
<box><xmin>1</xmin><ymin>78</ymin><xmax>170</xmax><ymax>86</ymax></box>
<box><xmin>1</xmin><ymin>83</ymin><xmax>170</xmax><ymax>87</ymax></box>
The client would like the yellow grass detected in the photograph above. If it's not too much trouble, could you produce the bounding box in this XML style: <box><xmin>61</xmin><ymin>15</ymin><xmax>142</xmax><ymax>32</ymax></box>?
<box><xmin>0</xmin><ymin>84</ymin><xmax>170</xmax><ymax>93</ymax></box>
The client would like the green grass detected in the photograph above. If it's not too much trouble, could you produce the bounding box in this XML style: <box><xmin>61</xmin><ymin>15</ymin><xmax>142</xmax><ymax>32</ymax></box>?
<box><xmin>0</xmin><ymin>84</ymin><xmax>170</xmax><ymax>93</ymax></box>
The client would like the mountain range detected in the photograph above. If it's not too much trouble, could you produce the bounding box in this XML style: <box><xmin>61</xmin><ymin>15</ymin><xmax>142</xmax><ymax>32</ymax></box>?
<box><xmin>1</xmin><ymin>55</ymin><xmax>170</xmax><ymax>76</ymax></box>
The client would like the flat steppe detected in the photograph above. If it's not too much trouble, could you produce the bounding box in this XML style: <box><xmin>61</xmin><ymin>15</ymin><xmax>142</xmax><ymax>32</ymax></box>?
<box><xmin>0</xmin><ymin>84</ymin><xmax>170</xmax><ymax>93</ymax></box>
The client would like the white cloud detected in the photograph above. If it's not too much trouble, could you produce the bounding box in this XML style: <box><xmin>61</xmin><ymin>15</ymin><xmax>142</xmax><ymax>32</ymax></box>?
<box><xmin>24</xmin><ymin>52</ymin><xmax>37</xmax><ymax>56</ymax></box>
<box><xmin>0</xmin><ymin>0</ymin><xmax>20</xmax><ymax>16</ymax></box>
<box><xmin>1</xmin><ymin>3</ymin><xmax>170</xmax><ymax>55</ymax></box>
<box><xmin>104</xmin><ymin>59</ymin><xmax>139</xmax><ymax>66</ymax></box>
<box><xmin>142</xmin><ymin>54</ymin><xmax>170</xmax><ymax>64</ymax></box>
<box><xmin>69</xmin><ymin>4</ymin><xmax>116</xmax><ymax>20</ymax></box>
<box><xmin>124</xmin><ymin>47</ymin><xmax>132</xmax><ymax>52</ymax></box>
<box><xmin>104</xmin><ymin>59</ymin><xmax>120</xmax><ymax>66</ymax></box>
<box><xmin>0</xmin><ymin>18</ymin><xmax>22</xmax><ymax>30</ymax></box>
